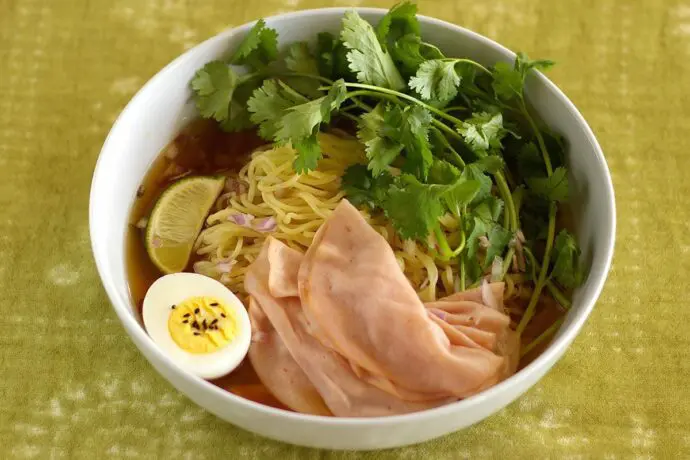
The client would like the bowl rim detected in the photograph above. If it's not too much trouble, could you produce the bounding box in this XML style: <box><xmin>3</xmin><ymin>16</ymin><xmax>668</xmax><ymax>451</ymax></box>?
<box><xmin>89</xmin><ymin>6</ymin><xmax>616</xmax><ymax>426</ymax></box>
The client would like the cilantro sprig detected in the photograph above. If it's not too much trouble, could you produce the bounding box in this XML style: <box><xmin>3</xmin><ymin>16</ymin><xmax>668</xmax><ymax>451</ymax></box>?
<box><xmin>188</xmin><ymin>2</ymin><xmax>585</xmax><ymax>337</ymax></box>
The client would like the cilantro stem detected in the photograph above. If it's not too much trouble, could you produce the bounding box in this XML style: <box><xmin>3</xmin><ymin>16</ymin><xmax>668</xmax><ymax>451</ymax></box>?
<box><xmin>444</xmin><ymin>105</ymin><xmax>467</xmax><ymax>113</ymax></box>
<box><xmin>339</xmin><ymin>111</ymin><xmax>360</xmax><ymax>124</ymax></box>
<box><xmin>433</xmin><ymin>227</ymin><xmax>453</xmax><ymax>261</ymax></box>
<box><xmin>333</xmin><ymin>82</ymin><xmax>465</xmax><ymax>126</ymax></box>
<box><xmin>502</xmin><ymin>247</ymin><xmax>515</xmax><ymax>276</ymax></box>
<box><xmin>431</xmin><ymin>121</ymin><xmax>519</xmax><ymax>254</ymax></box>
<box><xmin>431</xmin><ymin>119</ymin><xmax>463</xmax><ymax>141</ymax></box>
<box><xmin>454</xmin><ymin>228</ymin><xmax>466</xmax><ymax>255</ymax></box>
<box><xmin>516</xmin><ymin>97</ymin><xmax>557</xmax><ymax>335</ymax></box>
<box><xmin>547</xmin><ymin>280</ymin><xmax>572</xmax><ymax>310</ymax></box>
<box><xmin>440</xmin><ymin>58</ymin><xmax>491</xmax><ymax>75</ymax></box>
<box><xmin>494</xmin><ymin>172</ymin><xmax>517</xmax><ymax>231</ymax></box>
<box><xmin>421</xmin><ymin>41</ymin><xmax>444</xmax><ymax>57</ymax></box>
<box><xmin>278</xmin><ymin>81</ymin><xmax>310</xmax><ymax>103</ymax></box>
<box><xmin>431</xmin><ymin>127</ymin><xmax>465</xmax><ymax>168</ymax></box>
<box><xmin>345</xmin><ymin>89</ymin><xmax>400</xmax><ymax>105</ymax></box>
<box><xmin>521</xmin><ymin>246</ymin><xmax>571</xmax><ymax>310</ymax></box>
<box><xmin>520</xmin><ymin>317</ymin><xmax>563</xmax><ymax>357</ymax></box>
<box><xmin>347</xmin><ymin>97</ymin><xmax>374</xmax><ymax>113</ymax></box>
<box><xmin>272</xmin><ymin>72</ymin><xmax>334</xmax><ymax>86</ymax></box>
<box><xmin>520</xmin><ymin>100</ymin><xmax>553</xmax><ymax>175</ymax></box>
<box><xmin>517</xmin><ymin>202</ymin><xmax>557</xmax><ymax>335</ymax></box>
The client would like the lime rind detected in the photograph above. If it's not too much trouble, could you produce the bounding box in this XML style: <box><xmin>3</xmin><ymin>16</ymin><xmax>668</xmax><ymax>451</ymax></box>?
<box><xmin>145</xmin><ymin>176</ymin><xmax>225</xmax><ymax>273</ymax></box>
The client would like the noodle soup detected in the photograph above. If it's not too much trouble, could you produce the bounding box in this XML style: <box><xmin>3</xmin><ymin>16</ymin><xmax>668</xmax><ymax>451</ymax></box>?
<box><xmin>127</xmin><ymin>119</ymin><xmax>567</xmax><ymax>409</ymax></box>
<box><xmin>121</xmin><ymin>3</ymin><xmax>590</xmax><ymax>418</ymax></box>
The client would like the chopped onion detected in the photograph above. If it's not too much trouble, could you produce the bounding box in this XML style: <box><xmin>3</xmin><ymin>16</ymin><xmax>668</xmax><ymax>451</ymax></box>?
<box><xmin>164</xmin><ymin>143</ymin><xmax>180</xmax><ymax>160</ymax></box>
<box><xmin>228</xmin><ymin>213</ymin><xmax>255</xmax><ymax>227</ymax></box>
<box><xmin>516</xmin><ymin>230</ymin><xmax>526</xmax><ymax>243</ymax></box>
<box><xmin>135</xmin><ymin>217</ymin><xmax>148</xmax><ymax>229</ymax></box>
<box><xmin>482</xmin><ymin>279</ymin><xmax>500</xmax><ymax>310</ymax></box>
<box><xmin>430</xmin><ymin>309</ymin><xmax>447</xmax><ymax>321</ymax></box>
<box><xmin>253</xmin><ymin>216</ymin><xmax>277</xmax><ymax>233</ymax></box>
<box><xmin>216</xmin><ymin>261</ymin><xmax>236</xmax><ymax>273</ymax></box>
<box><xmin>490</xmin><ymin>256</ymin><xmax>503</xmax><ymax>282</ymax></box>
<box><xmin>251</xmin><ymin>330</ymin><xmax>267</xmax><ymax>343</ymax></box>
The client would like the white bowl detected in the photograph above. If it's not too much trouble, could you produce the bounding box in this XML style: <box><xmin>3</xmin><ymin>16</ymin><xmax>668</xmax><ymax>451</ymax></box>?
<box><xmin>89</xmin><ymin>7</ymin><xmax>615</xmax><ymax>450</ymax></box>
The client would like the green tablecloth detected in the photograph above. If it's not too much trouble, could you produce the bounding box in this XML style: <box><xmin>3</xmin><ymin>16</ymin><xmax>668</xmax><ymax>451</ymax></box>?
<box><xmin>1</xmin><ymin>0</ymin><xmax>688</xmax><ymax>457</ymax></box>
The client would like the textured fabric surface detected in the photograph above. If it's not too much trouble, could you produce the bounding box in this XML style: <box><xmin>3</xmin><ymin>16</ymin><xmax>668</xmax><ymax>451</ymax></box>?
<box><xmin>0</xmin><ymin>0</ymin><xmax>688</xmax><ymax>458</ymax></box>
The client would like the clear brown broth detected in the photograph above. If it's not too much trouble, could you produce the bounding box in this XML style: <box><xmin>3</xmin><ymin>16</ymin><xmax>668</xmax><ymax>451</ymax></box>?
<box><xmin>125</xmin><ymin>118</ymin><xmax>565</xmax><ymax>411</ymax></box>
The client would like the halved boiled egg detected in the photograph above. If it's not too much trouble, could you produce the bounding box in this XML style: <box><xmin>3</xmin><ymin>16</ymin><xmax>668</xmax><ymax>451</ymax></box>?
<box><xmin>142</xmin><ymin>272</ymin><xmax>251</xmax><ymax>380</ymax></box>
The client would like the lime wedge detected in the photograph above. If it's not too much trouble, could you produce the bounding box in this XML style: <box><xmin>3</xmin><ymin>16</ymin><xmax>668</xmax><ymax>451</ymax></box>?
<box><xmin>145</xmin><ymin>176</ymin><xmax>225</xmax><ymax>274</ymax></box>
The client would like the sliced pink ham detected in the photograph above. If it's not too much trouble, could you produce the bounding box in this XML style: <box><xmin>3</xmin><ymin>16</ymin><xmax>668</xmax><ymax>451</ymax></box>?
<box><xmin>247</xmin><ymin>297</ymin><xmax>331</xmax><ymax>416</ymax></box>
<box><xmin>245</xmin><ymin>200</ymin><xmax>519</xmax><ymax>417</ymax></box>
<box><xmin>246</xmin><ymin>239</ymin><xmax>450</xmax><ymax>416</ymax></box>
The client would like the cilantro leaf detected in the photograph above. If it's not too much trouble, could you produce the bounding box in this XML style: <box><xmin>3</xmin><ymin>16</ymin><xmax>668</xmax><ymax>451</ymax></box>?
<box><xmin>376</xmin><ymin>1</ymin><xmax>420</xmax><ymax>46</ymax></box>
<box><xmin>375</xmin><ymin>2</ymin><xmax>442</xmax><ymax>76</ymax></box>
<box><xmin>292</xmin><ymin>135</ymin><xmax>321</xmax><ymax>173</ymax></box>
<box><xmin>550</xmin><ymin>229</ymin><xmax>583</xmax><ymax>288</ymax></box>
<box><xmin>463</xmin><ymin>251</ymin><xmax>484</xmax><ymax>286</ymax></box>
<box><xmin>491</xmin><ymin>61</ymin><xmax>523</xmax><ymax>101</ymax></box>
<box><xmin>462</xmin><ymin>163</ymin><xmax>493</xmax><ymax>204</ymax></box>
<box><xmin>390</xmin><ymin>33</ymin><xmax>444</xmax><ymax>76</ymax></box>
<box><xmin>357</xmin><ymin>104</ymin><xmax>433</xmax><ymax>180</ymax></box>
<box><xmin>281</xmin><ymin>42</ymin><xmax>324</xmax><ymax>99</ymax></box>
<box><xmin>474</xmin><ymin>155</ymin><xmax>505</xmax><ymax>173</ymax></box>
<box><xmin>249</xmin><ymin>79</ymin><xmax>346</xmax><ymax>148</ymax></box>
<box><xmin>315</xmin><ymin>32</ymin><xmax>352</xmax><ymax>80</ymax></box>
<box><xmin>285</xmin><ymin>42</ymin><xmax>319</xmax><ymax>75</ymax></box>
<box><xmin>484</xmin><ymin>224</ymin><xmax>512</xmax><ymax>268</ymax></box>
<box><xmin>357</xmin><ymin>105</ymin><xmax>404</xmax><ymax>175</ymax></box>
<box><xmin>464</xmin><ymin>197</ymin><xmax>511</xmax><ymax>271</ymax></box>
<box><xmin>219</xmin><ymin>79</ymin><xmax>260</xmax><ymax>132</ymax></box>
<box><xmin>247</xmin><ymin>79</ymin><xmax>306</xmax><ymax>139</ymax></box>
<box><xmin>492</xmin><ymin>52</ymin><xmax>554</xmax><ymax>101</ymax></box>
<box><xmin>428</xmin><ymin>158</ymin><xmax>460</xmax><ymax>184</ymax></box>
<box><xmin>394</xmin><ymin>105</ymin><xmax>434</xmax><ymax>180</ymax></box>
<box><xmin>424</xmin><ymin>159</ymin><xmax>481</xmax><ymax>216</ymax></box>
<box><xmin>465</xmin><ymin>217</ymin><xmax>489</xmax><ymax>260</ymax></box>
<box><xmin>275</xmin><ymin>98</ymin><xmax>325</xmax><ymax>141</ymax></box>
<box><xmin>340</xmin><ymin>10</ymin><xmax>406</xmax><ymax>90</ymax></box>
<box><xmin>473</xmin><ymin>196</ymin><xmax>504</xmax><ymax>223</ymax></box>
<box><xmin>231</xmin><ymin>19</ymin><xmax>279</xmax><ymax>69</ymax></box>
<box><xmin>516</xmin><ymin>52</ymin><xmax>555</xmax><ymax>74</ymax></box>
<box><xmin>409</xmin><ymin>60</ymin><xmax>460</xmax><ymax>105</ymax></box>
<box><xmin>526</xmin><ymin>166</ymin><xmax>569</xmax><ymax>202</ymax></box>
<box><xmin>190</xmin><ymin>61</ymin><xmax>239</xmax><ymax>122</ymax></box>
<box><xmin>272</xmin><ymin>80</ymin><xmax>347</xmax><ymax>172</ymax></box>
<box><xmin>274</xmin><ymin>80</ymin><xmax>346</xmax><ymax>142</ymax></box>
<box><xmin>383</xmin><ymin>174</ymin><xmax>444</xmax><ymax>241</ymax></box>
<box><xmin>341</xmin><ymin>164</ymin><xmax>394</xmax><ymax>208</ymax></box>
<box><xmin>457</xmin><ymin>112</ymin><xmax>507</xmax><ymax>155</ymax></box>
<box><xmin>441</xmin><ymin>177</ymin><xmax>481</xmax><ymax>217</ymax></box>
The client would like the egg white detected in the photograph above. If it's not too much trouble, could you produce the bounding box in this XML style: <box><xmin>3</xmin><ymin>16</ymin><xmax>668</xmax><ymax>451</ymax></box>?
<box><xmin>142</xmin><ymin>272</ymin><xmax>251</xmax><ymax>380</ymax></box>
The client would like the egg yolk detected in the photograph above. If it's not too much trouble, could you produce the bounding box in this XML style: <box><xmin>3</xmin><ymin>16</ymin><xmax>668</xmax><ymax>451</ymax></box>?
<box><xmin>168</xmin><ymin>296</ymin><xmax>238</xmax><ymax>354</ymax></box>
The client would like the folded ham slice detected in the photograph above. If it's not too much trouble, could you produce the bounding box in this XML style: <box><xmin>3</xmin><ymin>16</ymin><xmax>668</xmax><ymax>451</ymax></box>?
<box><xmin>245</xmin><ymin>200</ymin><xmax>519</xmax><ymax>417</ymax></box>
